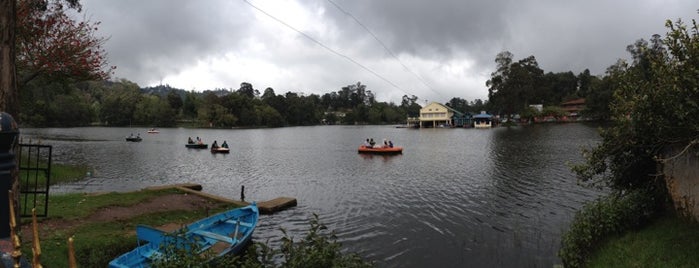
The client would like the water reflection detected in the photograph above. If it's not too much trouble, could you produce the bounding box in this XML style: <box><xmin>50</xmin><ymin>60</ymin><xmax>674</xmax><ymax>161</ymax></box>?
<box><xmin>21</xmin><ymin>124</ymin><xmax>602</xmax><ymax>267</ymax></box>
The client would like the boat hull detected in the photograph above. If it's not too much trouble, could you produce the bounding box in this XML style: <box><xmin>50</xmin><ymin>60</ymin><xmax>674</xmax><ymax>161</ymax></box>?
<box><xmin>125</xmin><ymin>137</ymin><xmax>142</xmax><ymax>142</ymax></box>
<box><xmin>186</xmin><ymin>143</ymin><xmax>208</xmax><ymax>149</ymax></box>
<box><xmin>211</xmin><ymin>147</ymin><xmax>230</xmax><ymax>154</ymax></box>
<box><xmin>109</xmin><ymin>204</ymin><xmax>259</xmax><ymax>267</ymax></box>
<box><xmin>358</xmin><ymin>146</ymin><xmax>403</xmax><ymax>154</ymax></box>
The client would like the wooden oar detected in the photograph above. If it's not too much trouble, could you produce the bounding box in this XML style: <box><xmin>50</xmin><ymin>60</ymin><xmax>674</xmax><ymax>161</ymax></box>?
<box><xmin>31</xmin><ymin>208</ymin><xmax>43</xmax><ymax>268</ymax></box>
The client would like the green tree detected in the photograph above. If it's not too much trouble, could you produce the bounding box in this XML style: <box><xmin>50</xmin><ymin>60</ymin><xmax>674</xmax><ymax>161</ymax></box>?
<box><xmin>446</xmin><ymin>97</ymin><xmax>470</xmax><ymax>113</ymax></box>
<box><xmin>400</xmin><ymin>95</ymin><xmax>421</xmax><ymax>117</ymax></box>
<box><xmin>99</xmin><ymin>80</ymin><xmax>141</xmax><ymax>126</ymax></box>
<box><xmin>582</xmin><ymin>63</ymin><xmax>619</xmax><ymax>121</ymax></box>
<box><xmin>256</xmin><ymin>105</ymin><xmax>284</xmax><ymax>127</ymax></box>
<box><xmin>487</xmin><ymin>52</ymin><xmax>544</xmax><ymax>115</ymax></box>
<box><xmin>198</xmin><ymin>103</ymin><xmax>236</xmax><ymax>128</ymax></box>
<box><xmin>133</xmin><ymin>95</ymin><xmax>176</xmax><ymax>127</ymax></box>
<box><xmin>167</xmin><ymin>90</ymin><xmax>183</xmax><ymax>114</ymax></box>
<box><xmin>237</xmin><ymin>82</ymin><xmax>256</xmax><ymax>99</ymax></box>
<box><xmin>182</xmin><ymin>91</ymin><xmax>199</xmax><ymax>119</ymax></box>
<box><xmin>561</xmin><ymin>16</ymin><xmax>699</xmax><ymax>268</ymax></box>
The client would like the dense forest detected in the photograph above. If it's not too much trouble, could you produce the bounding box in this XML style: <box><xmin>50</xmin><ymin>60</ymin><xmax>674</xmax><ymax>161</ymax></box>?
<box><xmin>19</xmin><ymin>79</ymin><xmax>432</xmax><ymax>127</ymax></box>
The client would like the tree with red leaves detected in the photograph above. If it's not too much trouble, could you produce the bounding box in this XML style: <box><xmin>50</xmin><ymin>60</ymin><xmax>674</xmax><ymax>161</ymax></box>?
<box><xmin>16</xmin><ymin>0</ymin><xmax>115</xmax><ymax>88</ymax></box>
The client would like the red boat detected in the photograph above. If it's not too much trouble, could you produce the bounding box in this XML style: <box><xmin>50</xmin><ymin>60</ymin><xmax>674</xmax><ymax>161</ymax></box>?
<box><xmin>211</xmin><ymin>147</ymin><xmax>230</xmax><ymax>154</ymax></box>
<box><xmin>357</xmin><ymin>145</ymin><xmax>403</xmax><ymax>154</ymax></box>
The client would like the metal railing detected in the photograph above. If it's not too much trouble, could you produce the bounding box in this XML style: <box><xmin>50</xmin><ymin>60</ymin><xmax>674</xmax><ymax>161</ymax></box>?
<box><xmin>17</xmin><ymin>143</ymin><xmax>52</xmax><ymax>218</ymax></box>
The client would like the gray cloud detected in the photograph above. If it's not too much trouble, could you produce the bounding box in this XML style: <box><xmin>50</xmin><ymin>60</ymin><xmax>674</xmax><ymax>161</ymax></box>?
<box><xmin>79</xmin><ymin>0</ymin><xmax>698</xmax><ymax>103</ymax></box>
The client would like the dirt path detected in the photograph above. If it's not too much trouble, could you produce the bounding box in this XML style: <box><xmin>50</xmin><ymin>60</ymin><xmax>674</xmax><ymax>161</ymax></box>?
<box><xmin>21</xmin><ymin>193</ymin><xmax>218</xmax><ymax>237</ymax></box>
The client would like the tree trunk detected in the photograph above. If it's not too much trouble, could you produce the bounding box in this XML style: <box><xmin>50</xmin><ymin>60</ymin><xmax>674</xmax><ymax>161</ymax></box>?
<box><xmin>0</xmin><ymin>0</ymin><xmax>21</xmax><ymax>240</ymax></box>
<box><xmin>1</xmin><ymin>0</ymin><xmax>18</xmax><ymax>118</ymax></box>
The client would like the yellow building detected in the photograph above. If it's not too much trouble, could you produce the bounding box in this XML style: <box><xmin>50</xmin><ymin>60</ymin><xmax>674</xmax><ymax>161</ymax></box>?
<box><xmin>419</xmin><ymin>102</ymin><xmax>455</xmax><ymax>128</ymax></box>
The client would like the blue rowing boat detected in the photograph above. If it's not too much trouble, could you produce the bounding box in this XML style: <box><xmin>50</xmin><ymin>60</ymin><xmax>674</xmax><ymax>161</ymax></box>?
<box><xmin>109</xmin><ymin>203</ymin><xmax>259</xmax><ymax>267</ymax></box>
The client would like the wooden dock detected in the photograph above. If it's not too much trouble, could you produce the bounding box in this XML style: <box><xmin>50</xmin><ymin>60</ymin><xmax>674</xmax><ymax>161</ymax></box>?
<box><xmin>257</xmin><ymin>197</ymin><xmax>298</xmax><ymax>214</ymax></box>
<box><xmin>145</xmin><ymin>184</ymin><xmax>297</xmax><ymax>214</ymax></box>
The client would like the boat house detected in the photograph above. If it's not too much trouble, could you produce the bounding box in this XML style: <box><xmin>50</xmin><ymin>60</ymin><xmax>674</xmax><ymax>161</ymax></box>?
<box><xmin>560</xmin><ymin>98</ymin><xmax>586</xmax><ymax>120</ymax></box>
<box><xmin>452</xmin><ymin>111</ymin><xmax>473</xmax><ymax>128</ymax></box>
<box><xmin>418</xmin><ymin>102</ymin><xmax>458</xmax><ymax>128</ymax></box>
<box><xmin>473</xmin><ymin>111</ymin><xmax>493</xmax><ymax>128</ymax></box>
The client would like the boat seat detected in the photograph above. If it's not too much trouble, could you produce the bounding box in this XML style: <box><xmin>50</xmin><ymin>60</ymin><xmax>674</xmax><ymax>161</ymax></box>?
<box><xmin>192</xmin><ymin>230</ymin><xmax>235</xmax><ymax>244</ymax></box>
<box><xmin>225</xmin><ymin>219</ymin><xmax>253</xmax><ymax>228</ymax></box>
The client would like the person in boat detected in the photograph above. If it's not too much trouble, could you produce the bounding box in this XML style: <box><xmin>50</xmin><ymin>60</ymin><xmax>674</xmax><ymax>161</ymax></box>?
<box><xmin>388</xmin><ymin>140</ymin><xmax>393</xmax><ymax>148</ymax></box>
<box><xmin>383</xmin><ymin>139</ymin><xmax>388</xmax><ymax>148</ymax></box>
<box><xmin>363</xmin><ymin>139</ymin><xmax>372</xmax><ymax>148</ymax></box>
<box><xmin>136</xmin><ymin>133</ymin><xmax>140</xmax><ymax>138</ymax></box>
<box><xmin>188</xmin><ymin>137</ymin><xmax>194</xmax><ymax>144</ymax></box>
<box><xmin>129</xmin><ymin>133</ymin><xmax>134</xmax><ymax>138</ymax></box>
<box><xmin>222</xmin><ymin>141</ymin><xmax>229</xmax><ymax>148</ymax></box>
<box><xmin>212</xmin><ymin>140</ymin><xmax>218</xmax><ymax>148</ymax></box>
<box><xmin>369</xmin><ymin>138</ymin><xmax>376</xmax><ymax>147</ymax></box>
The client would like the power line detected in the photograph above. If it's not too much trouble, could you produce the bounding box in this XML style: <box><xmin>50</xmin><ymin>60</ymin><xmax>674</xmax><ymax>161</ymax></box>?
<box><xmin>326</xmin><ymin>0</ymin><xmax>444</xmax><ymax>99</ymax></box>
<box><xmin>242</xmin><ymin>0</ymin><xmax>410</xmax><ymax>95</ymax></box>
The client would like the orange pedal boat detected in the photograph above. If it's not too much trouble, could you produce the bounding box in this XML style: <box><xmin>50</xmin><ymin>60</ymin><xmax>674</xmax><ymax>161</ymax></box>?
<box><xmin>357</xmin><ymin>145</ymin><xmax>403</xmax><ymax>154</ymax></box>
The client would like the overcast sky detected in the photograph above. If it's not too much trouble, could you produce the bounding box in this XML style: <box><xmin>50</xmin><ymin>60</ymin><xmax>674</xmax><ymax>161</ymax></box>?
<box><xmin>78</xmin><ymin>0</ymin><xmax>697</xmax><ymax>104</ymax></box>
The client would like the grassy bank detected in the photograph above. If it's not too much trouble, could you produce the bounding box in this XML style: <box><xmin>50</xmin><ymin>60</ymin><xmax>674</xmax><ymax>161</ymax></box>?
<box><xmin>588</xmin><ymin>214</ymin><xmax>699</xmax><ymax>267</ymax></box>
<box><xmin>19</xmin><ymin>158</ymin><xmax>89</xmax><ymax>188</ymax></box>
<box><xmin>22</xmin><ymin>188</ymin><xmax>235</xmax><ymax>267</ymax></box>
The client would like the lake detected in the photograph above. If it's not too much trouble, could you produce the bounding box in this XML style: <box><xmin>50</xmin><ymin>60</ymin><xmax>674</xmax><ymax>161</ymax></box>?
<box><xmin>21</xmin><ymin>123</ymin><xmax>603</xmax><ymax>267</ymax></box>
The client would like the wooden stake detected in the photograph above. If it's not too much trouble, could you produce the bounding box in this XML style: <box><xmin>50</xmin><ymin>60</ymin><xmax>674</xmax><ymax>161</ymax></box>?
<box><xmin>68</xmin><ymin>237</ymin><xmax>77</xmax><ymax>268</ymax></box>
<box><xmin>31</xmin><ymin>208</ymin><xmax>42</xmax><ymax>268</ymax></box>
<box><xmin>8</xmin><ymin>190</ymin><xmax>21</xmax><ymax>268</ymax></box>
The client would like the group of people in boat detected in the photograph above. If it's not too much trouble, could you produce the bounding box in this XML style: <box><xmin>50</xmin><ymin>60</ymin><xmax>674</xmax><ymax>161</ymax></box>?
<box><xmin>187</xmin><ymin>136</ymin><xmax>204</xmax><ymax>145</ymax></box>
<box><xmin>187</xmin><ymin>137</ymin><xmax>228</xmax><ymax>148</ymax></box>
<box><xmin>128</xmin><ymin>133</ymin><xmax>140</xmax><ymax>138</ymax></box>
<box><xmin>211</xmin><ymin>140</ymin><xmax>228</xmax><ymax>149</ymax></box>
<box><xmin>363</xmin><ymin>138</ymin><xmax>393</xmax><ymax>148</ymax></box>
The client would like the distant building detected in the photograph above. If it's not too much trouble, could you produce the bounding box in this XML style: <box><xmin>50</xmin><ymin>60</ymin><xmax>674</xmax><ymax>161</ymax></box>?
<box><xmin>418</xmin><ymin>102</ymin><xmax>455</xmax><ymax>128</ymax></box>
<box><xmin>473</xmin><ymin>111</ymin><xmax>493</xmax><ymax>128</ymax></box>
<box><xmin>529</xmin><ymin>104</ymin><xmax>543</xmax><ymax>112</ymax></box>
<box><xmin>561</xmin><ymin>98</ymin><xmax>586</xmax><ymax>120</ymax></box>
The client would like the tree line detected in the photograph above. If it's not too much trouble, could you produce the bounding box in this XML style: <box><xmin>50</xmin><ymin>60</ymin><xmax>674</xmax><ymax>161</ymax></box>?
<box><xmin>20</xmin><ymin>79</ymin><xmax>438</xmax><ymax>127</ymax></box>
<box><xmin>486</xmin><ymin>51</ymin><xmax>614</xmax><ymax>121</ymax></box>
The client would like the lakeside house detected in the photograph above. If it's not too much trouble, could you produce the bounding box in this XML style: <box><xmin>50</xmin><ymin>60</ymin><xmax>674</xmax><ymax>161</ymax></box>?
<box><xmin>473</xmin><ymin>111</ymin><xmax>493</xmax><ymax>128</ymax></box>
<box><xmin>560</xmin><ymin>98</ymin><xmax>586</xmax><ymax>121</ymax></box>
<box><xmin>417</xmin><ymin>102</ymin><xmax>472</xmax><ymax>128</ymax></box>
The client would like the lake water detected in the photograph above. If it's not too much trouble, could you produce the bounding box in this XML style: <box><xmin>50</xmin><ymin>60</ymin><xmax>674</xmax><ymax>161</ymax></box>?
<box><xmin>21</xmin><ymin>124</ymin><xmax>603</xmax><ymax>267</ymax></box>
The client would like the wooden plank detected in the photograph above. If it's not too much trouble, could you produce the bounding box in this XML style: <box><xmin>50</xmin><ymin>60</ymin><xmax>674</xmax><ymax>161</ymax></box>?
<box><xmin>192</xmin><ymin>230</ymin><xmax>234</xmax><ymax>244</ymax></box>
<box><xmin>144</xmin><ymin>183</ymin><xmax>203</xmax><ymax>191</ymax></box>
<box><xmin>174</xmin><ymin>187</ymin><xmax>249</xmax><ymax>207</ymax></box>
<box><xmin>257</xmin><ymin>197</ymin><xmax>297</xmax><ymax>214</ymax></box>
<box><xmin>144</xmin><ymin>184</ymin><xmax>297</xmax><ymax>214</ymax></box>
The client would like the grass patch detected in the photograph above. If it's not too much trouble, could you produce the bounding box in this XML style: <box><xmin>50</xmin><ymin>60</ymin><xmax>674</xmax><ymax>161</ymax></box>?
<box><xmin>19</xmin><ymin>159</ymin><xmax>90</xmax><ymax>188</ymax></box>
<box><xmin>588</xmin><ymin>214</ymin><xmax>699</xmax><ymax>268</ymax></box>
<box><xmin>19</xmin><ymin>188</ymin><xmax>236</xmax><ymax>267</ymax></box>
<box><xmin>39</xmin><ymin>188</ymin><xmax>182</xmax><ymax>220</ymax></box>
<box><xmin>50</xmin><ymin>162</ymin><xmax>90</xmax><ymax>184</ymax></box>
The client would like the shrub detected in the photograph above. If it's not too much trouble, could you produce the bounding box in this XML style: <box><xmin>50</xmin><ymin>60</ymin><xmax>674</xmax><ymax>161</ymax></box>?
<box><xmin>151</xmin><ymin>214</ymin><xmax>373</xmax><ymax>268</ymax></box>
<box><xmin>559</xmin><ymin>188</ymin><xmax>663</xmax><ymax>267</ymax></box>
<box><xmin>253</xmin><ymin>213</ymin><xmax>373</xmax><ymax>268</ymax></box>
